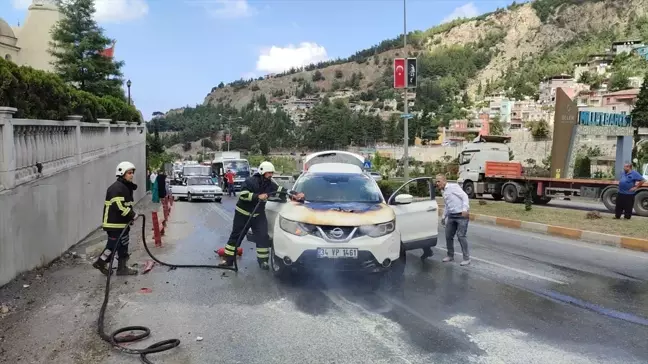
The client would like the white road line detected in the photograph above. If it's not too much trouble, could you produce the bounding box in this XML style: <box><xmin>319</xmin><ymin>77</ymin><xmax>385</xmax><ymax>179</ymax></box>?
<box><xmin>470</xmin><ymin>223</ymin><xmax>648</xmax><ymax>261</ymax></box>
<box><xmin>434</xmin><ymin>247</ymin><xmax>567</xmax><ymax>285</ymax></box>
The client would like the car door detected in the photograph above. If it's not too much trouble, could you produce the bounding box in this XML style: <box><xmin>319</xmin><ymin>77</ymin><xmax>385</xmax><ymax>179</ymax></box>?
<box><xmin>171</xmin><ymin>178</ymin><xmax>188</xmax><ymax>197</ymax></box>
<box><xmin>388</xmin><ymin>177</ymin><xmax>439</xmax><ymax>250</ymax></box>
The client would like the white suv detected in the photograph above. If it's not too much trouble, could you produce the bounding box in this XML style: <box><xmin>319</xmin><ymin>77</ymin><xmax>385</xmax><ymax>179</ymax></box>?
<box><xmin>265</xmin><ymin>161</ymin><xmax>438</xmax><ymax>282</ymax></box>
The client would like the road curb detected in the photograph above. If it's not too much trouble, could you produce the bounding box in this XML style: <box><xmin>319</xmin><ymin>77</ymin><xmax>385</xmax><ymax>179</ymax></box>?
<box><xmin>438</xmin><ymin>208</ymin><xmax>648</xmax><ymax>252</ymax></box>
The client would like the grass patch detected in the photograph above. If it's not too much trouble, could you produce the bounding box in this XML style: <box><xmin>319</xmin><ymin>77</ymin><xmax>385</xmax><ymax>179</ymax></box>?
<box><xmin>439</xmin><ymin>199</ymin><xmax>647</xmax><ymax>239</ymax></box>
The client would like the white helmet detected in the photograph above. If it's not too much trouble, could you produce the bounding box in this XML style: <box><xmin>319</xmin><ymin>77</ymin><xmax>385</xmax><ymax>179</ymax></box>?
<box><xmin>116</xmin><ymin>161</ymin><xmax>136</xmax><ymax>177</ymax></box>
<box><xmin>258</xmin><ymin>161</ymin><xmax>275</xmax><ymax>175</ymax></box>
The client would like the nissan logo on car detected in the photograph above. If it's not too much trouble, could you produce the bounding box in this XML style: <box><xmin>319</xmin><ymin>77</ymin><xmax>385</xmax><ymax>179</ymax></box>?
<box><xmin>329</xmin><ymin>228</ymin><xmax>344</xmax><ymax>239</ymax></box>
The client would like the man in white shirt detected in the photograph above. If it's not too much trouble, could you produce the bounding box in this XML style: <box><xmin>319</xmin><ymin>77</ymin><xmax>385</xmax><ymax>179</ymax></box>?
<box><xmin>435</xmin><ymin>174</ymin><xmax>471</xmax><ymax>266</ymax></box>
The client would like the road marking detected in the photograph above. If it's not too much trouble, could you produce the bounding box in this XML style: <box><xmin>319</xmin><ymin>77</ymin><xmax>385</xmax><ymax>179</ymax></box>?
<box><xmin>470</xmin><ymin>223</ymin><xmax>648</xmax><ymax>261</ymax></box>
<box><xmin>208</xmin><ymin>203</ymin><xmax>234</xmax><ymax>222</ymax></box>
<box><xmin>434</xmin><ymin>247</ymin><xmax>567</xmax><ymax>285</ymax></box>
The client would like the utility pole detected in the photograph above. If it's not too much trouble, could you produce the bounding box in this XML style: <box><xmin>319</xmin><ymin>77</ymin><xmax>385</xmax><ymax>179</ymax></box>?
<box><xmin>402</xmin><ymin>0</ymin><xmax>409</xmax><ymax>183</ymax></box>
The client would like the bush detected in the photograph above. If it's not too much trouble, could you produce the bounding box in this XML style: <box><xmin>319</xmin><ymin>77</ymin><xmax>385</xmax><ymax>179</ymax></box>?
<box><xmin>0</xmin><ymin>58</ymin><xmax>141</xmax><ymax>123</ymax></box>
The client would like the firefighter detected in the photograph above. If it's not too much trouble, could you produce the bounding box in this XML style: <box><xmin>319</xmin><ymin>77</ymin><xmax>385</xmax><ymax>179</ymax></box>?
<box><xmin>92</xmin><ymin>161</ymin><xmax>139</xmax><ymax>276</ymax></box>
<box><xmin>219</xmin><ymin>161</ymin><xmax>305</xmax><ymax>270</ymax></box>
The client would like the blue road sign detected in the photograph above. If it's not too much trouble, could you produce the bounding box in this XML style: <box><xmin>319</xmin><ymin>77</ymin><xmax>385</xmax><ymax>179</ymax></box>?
<box><xmin>363</xmin><ymin>160</ymin><xmax>372</xmax><ymax>169</ymax></box>
<box><xmin>400</xmin><ymin>113</ymin><xmax>413</xmax><ymax>119</ymax></box>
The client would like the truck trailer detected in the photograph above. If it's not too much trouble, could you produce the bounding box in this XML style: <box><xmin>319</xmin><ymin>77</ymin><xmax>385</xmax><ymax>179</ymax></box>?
<box><xmin>456</xmin><ymin>136</ymin><xmax>648</xmax><ymax>217</ymax></box>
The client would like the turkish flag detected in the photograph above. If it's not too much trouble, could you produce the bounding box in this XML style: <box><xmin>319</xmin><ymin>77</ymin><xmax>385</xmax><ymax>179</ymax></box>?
<box><xmin>393</xmin><ymin>58</ymin><xmax>406</xmax><ymax>89</ymax></box>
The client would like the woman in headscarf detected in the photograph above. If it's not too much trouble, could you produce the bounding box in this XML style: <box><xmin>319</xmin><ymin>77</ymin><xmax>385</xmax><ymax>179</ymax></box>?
<box><xmin>151</xmin><ymin>170</ymin><xmax>159</xmax><ymax>203</ymax></box>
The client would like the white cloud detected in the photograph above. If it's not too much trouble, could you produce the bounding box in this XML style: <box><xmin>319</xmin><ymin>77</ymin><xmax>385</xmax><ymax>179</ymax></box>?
<box><xmin>441</xmin><ymin>2</ymin><xmax>479</xmax><ymax>24</ymax></box>
<box><xmin>12</xmin><ymin>0</ymin><xmax>148</xmax><ymax>23</ymax></box>
<box><xmin>94</xmin><ymin>0</ymin><xmax>149</xmax><ymax>23</ymax></box>
<box><xmin>255</xmin><ymin>42</ymin><xmax>328</xmax><ymax>74</ymax></box>
<box><xmin>207</xmin><ymin>0</ymin><xmax>256</xmax><ymax>19</ymax></box>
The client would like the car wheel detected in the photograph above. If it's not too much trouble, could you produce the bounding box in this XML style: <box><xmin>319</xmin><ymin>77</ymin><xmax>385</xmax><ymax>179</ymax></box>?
<box><xmin>215</xmin><ymin>198</ymin><xmax>222</xmax><ymax>203</ymax></box>
<box><xmin>270</xmin><ymin>245</ymin><xmax>292</xmax><ymax>281</ymax></box>
<box><xmin>601</xmin><ymin>187</ymin><xmax>617</xmax><ymax>212</ymax></box>
<box><xmin>502</xmin><ymin>184</ymin><xmax>519</xmax><ymax>203</ymax></box>
<box><xmin>187</xmin><ymin>193</ymin><xmax>193</xmax><ymax>202</ymax></box>
<box><xmin>463</xmin><ymin>181</ymin><xmax>476</xmax><ymax>199</ymax></box>
<box><xmin>375</xmin><ymin>244</ymin><xmax>406</xmax><ymax>292</ymax></box>
<box><xmin>634</xmin><ymin>191</ymin><xmax>648</xmax><ymax>217</ymax></box>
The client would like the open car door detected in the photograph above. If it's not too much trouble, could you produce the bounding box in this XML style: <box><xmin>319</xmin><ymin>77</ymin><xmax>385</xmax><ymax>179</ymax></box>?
<box><xmin>388</xmin><ymin>177</ymin><xmax>439</xmax><ymax>251</ymax></box>
<box><xmin>171</xmin><ymin>178</ymin><xmax>188</xmax><ymax>199</ymax></box>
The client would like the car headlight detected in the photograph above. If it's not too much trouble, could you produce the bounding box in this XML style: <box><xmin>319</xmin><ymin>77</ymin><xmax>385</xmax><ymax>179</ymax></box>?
<box><xmin>279</xmin><ymin>216</ymin><xmax>315</xmax><ymax>237</ymax></box>
<box><xmin>358</xmin><ymin>220</ymin><xmax>395</xmax><ymax>238</ymax></box>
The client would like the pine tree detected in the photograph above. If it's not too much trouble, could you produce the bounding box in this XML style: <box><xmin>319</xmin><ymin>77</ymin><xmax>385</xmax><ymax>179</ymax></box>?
<box><xmin>49</xmin><ymin>0</ymin><xmax>125</xmax><ymax>99</ymax></box>
<box><xmin>630</xmin><ymin>74</ymin><xmax>648</xmax><ymax>162</ymax></box>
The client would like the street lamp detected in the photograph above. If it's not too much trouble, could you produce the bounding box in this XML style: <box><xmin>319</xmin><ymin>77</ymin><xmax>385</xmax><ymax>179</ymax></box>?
<box><xmin>218</xmin><ymin>114</ymin><xmax>243</xmax><ymax>151</ymax></box>
<box><xmin>126</xmin><ymin>79</ymin><xmax>132</xmax><ymax>105</ymax></box>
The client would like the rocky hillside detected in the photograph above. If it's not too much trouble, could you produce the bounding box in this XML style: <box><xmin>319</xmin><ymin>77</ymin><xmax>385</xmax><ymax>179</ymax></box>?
<box><xmin>203</xmin><ymin>0</ymin><xmax>648</xmax><ymax>108</ymax></box>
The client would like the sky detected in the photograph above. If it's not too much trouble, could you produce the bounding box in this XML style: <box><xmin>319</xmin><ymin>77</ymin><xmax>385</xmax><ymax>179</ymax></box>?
<box><xmin>2</xmin><ymin>0</ymin><xmax>516</xmax><ymax>120</ymax></box>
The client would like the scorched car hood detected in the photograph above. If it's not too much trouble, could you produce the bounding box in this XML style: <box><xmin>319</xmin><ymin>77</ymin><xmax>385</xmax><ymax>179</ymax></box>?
<box><xmin>280</xmin><ymin>201</ymin><xmax>395</xmax><ymax>226</ymax></box>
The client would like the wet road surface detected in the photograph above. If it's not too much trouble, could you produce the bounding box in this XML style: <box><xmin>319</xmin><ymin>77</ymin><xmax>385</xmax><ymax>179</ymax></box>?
<box><xmin>94</xmin><ymin>196</ymin><xmax>648</xmax><ymax>364</ymax></box>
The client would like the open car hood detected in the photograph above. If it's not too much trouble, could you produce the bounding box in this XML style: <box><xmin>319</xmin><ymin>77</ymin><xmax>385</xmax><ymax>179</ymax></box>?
<box><xmin>280</xmin><ymin>201</ymin><xmax>395</xmax><ymax>226</ymax></box>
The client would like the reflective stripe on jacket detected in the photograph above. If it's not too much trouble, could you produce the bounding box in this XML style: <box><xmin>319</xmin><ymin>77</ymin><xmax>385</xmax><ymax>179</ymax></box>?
<box><xmin>235</xmin><ymin>174</ymin><xmax>289</xmax><ymax>216</ymax></box>
<box><xmin>102</xmin><ymin>178</ymin><xmax>137</xmax><ymax>231</ymax></box>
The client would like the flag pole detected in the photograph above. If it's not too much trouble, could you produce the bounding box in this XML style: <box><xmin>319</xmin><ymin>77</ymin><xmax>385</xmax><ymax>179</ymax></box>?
<box><xmin>403</xmin><ymin>0</ymin><xmax>409</xmax><ymax>183</ymax></box>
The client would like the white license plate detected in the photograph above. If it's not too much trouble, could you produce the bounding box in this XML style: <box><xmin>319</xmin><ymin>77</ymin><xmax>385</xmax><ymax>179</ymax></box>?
<box><xmin>204</xmin><ymin>194</ymin><xmax>214</xmax><ymax>198</ymax></box>
<box><xmin>317</xmin><ymin>248</ymin><xmax>358</xmax><ymax>259</ymax></box>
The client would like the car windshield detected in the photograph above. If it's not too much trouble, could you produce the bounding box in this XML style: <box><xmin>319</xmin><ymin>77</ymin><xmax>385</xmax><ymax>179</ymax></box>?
<box><xmin>188</xmin><ymin>178</ymin><xmax>213</xmax><ymax>186</ymax></box>
<box><xmin>184</xmin><ymin>166</ymin><xmax>211</xmax><ymax>176</ymax></box>
<box><xmin>293</xmin><ymin>173</ymin><xmax>382</xmax><ymax>203</ymax></box>
<box><xmin>225</xmin><ymin>160</ymin><xmax>250</xmax><ymax>177</ymax></box>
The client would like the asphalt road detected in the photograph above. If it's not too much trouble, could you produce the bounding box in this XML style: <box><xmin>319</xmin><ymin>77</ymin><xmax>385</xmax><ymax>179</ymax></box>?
<box><xmin>95</xmin><ymin>196</ymin><xmax>648</xmax><ymax>364</ymax></box>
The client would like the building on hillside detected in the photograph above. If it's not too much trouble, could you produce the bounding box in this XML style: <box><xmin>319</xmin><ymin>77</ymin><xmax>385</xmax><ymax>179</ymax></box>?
<box><xmin>0</xmin><ymin>0</ymin><xmax>61</xmax><ymax>72</ymax></box>
<box><xmin>573</xmin><ymin>62</ymin><xmax>589</xmax><ymax>81</ymax></box>
<box><xmin>611</xmin><ymin>40</ymin><xmax>645</xmax><ymax>55</ymax></box>
<box><xmin>601</xmin><ymin>88</ymin><xmax>640</xmax><ymax>109</ymax></box>
<box><xmin>445</xmin><ymin>119</ymin><xmax>488</xmax><ymax>140</ymax></box>
<box><xmin>628</xmin><ymin>76</ymin><xmax>644</xmax><ymax>88</ymax></box>
<box><xmin>632</xmin><ymin>45</ymin><xmax>648</xmax><ymax>60</ymax></box>
<box><xmin>575</xmin><ymin>90</ymin><xmax>605</xmax><ymax>107</ymax></box>
<box><xmin>539</xmin><ymin>75</ymin><xmax>576</xmax><ymax>105</ymax></box>
<box><xmin>586</xmin><ymin>54</ymin><xmax>614</xmax><ymax>75</ymax></box>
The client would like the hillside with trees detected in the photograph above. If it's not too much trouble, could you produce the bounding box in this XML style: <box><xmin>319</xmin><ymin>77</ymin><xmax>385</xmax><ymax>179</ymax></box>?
<box><xmin>153</xmin><ymin>0</ymin><xmax>648</xmax><ymax>155</ymax></box>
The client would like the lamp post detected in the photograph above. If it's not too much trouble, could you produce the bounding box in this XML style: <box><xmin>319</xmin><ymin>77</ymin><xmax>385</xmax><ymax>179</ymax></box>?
<box><xmin>218</xmin><ymin>114</ymin><xmax>243</xmax><ymax>151</ymax></box>
<box><xmin>126</xmin><ymin>79</ymin><xmax>132</xmax><ymax>105</ymax></box>
<box><xmin>402</xmin><ymin>0</ymin><xmax>409</xmax><ymax>183</ymax></box>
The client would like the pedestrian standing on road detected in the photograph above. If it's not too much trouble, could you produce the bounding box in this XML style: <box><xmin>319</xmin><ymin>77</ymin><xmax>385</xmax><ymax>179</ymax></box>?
<box><xmin>157</xmin><ymin>170</ymin><xmax>167</xmax><ymax>200</ymax></box>
<box><xmin>151</xmin><ymin>170</ymin><xmax>159</xmax><ymax>203</ymax></box>
<box><xmin>92</xmin><ymin>162</ymin><xmax>139</xmax><ymax>276</ymax></box>
<box><xmin>436</xmin><ymin>174</ymin><xmax>471</xmax><ymax>266</ymax></box>
<box><xmin>614</xmin><ymin>163</ymin><xmax>646</xmax><ymax>220</ymax></box>
<box><xmin>225</xmin><ymin>169</ymin><xmax>236</xmax><ymax>197</ymax></box>
<box><xmin>218</xmin><ymin>161</ymin><xmax>305</xmax><ymax>270</ymax></box>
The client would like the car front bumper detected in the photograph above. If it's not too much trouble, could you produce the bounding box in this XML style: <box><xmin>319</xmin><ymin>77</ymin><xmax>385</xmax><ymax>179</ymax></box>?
<box><xmin>189</xmin><ymin>192</ymin><xmax>223</xmax><ymax>200</ymax></box>
<box><xmin>272</xmin><ymin>227</ymin><xmax>401</xmax><ymax>272</ymax></box>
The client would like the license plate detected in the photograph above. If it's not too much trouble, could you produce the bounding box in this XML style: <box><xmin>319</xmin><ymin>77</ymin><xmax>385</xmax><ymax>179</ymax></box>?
<box><xmin>204</xmin><ymin>194</ymin><xmax>214</xmax><ymax>198</ymax></box>
<box><xmin>317</xmin><ymin>248</ymin><xmax>358</xmax><ymax>259</ymax></box>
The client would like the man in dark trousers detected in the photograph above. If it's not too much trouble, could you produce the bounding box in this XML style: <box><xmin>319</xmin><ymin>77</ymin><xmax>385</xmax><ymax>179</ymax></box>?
<box><xmin>615</xmin><ymin>162</ymin><xmax>646</xmax><ymax>220</ymax></box>
<box><xmin>225</xmin><ymin>168</ymin><xmax>236</xmax><ymax>197</ymax></box>
<box><xmin>93</xmin><ymin>161</ymin><xmax>139</xmax><ymax>276</ymax></box>
<box><xmin>218</xmin><ymin>161</ymin><xmax>305</xmax><ymax>270</ymax></box>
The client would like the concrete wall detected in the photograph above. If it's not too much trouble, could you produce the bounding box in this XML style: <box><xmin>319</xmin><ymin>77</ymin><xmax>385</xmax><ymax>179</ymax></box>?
<box><xmin>0</xmin><ymin>109</ymin><xmax>146</xmax><ymax>286</ymax></box>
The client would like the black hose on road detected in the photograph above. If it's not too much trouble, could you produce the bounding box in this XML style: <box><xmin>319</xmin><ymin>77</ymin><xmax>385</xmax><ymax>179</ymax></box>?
<box><xmin>98</xmin><ymin>198</ymin><xmax>267</xmax><ymax>363</ymax></box>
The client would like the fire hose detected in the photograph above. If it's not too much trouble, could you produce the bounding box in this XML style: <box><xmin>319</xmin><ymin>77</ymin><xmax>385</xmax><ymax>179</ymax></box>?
<box><xmin>97</xmin><ymin>191</ymin><xmax>294</xmax><ymax>363</ymax></box>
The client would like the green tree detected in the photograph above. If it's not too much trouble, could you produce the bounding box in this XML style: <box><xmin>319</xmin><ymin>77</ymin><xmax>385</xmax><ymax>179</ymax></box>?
<box><xmin>335</xmin><ymin>69</ymin><xmax>344</xmax><ymax>79</ymax></box>
<box><xmin>147</xmin><ymin>126</ymin><xmax>165</xmax><ymax>155</ymax></box>
<box><xmin>531</xmin><ymin>119</ymin><xmax>550</xmax><ymax>139</ymax></box>
<box><xmin>312</xmin><ymin>70</ymin><xmax>325</xmax><ymax>82</ymax></box>
<box><xmin>609</xmin><ymin>71</ymin><xmax>631</xmax><ymax>92</ymax></box>
<box><xmin>49</xmin><ymin>0</ymin><xmax>125</xmax><ymax>99</ymax></box>
<box><xmin>630</xmin><ymin>74</ymin><xmax>648</xmax><ymax>161</ymax></box>
<box><xmin>489</xmin><ymin>115</ymin><xmax>504</xmax><ymax>135</ymax></box>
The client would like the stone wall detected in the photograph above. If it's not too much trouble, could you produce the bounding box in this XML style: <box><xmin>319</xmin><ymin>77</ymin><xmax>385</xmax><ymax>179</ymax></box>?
<box><xmin>0</xmin><ymin>107</ymin><xmax>147</xmax><ymax>286</ymax></box>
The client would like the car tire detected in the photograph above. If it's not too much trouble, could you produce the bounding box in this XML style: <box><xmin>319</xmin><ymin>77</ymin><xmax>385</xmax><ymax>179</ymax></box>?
<box><xmin>270</xmin><ymin>245</ymin><xmax>292</xmax><ymax>281</ymax></box>
<box><xmin>463</xmin><ymin>181</ymin><xmax>476</xmax><ymax>199</ymax></box>
<box><xmin>215</xmin><ymin>198</ymin><xmax>222</xmax><ymax>203</ymax></box>
<box><xmin>375</xmin><ymin>244</ymin><xmax>406</xmax><ymax>292</ymax></box>
<box><xmin>502</xmin><ymin>184</ymin><xmax>519</xmax><ymax>203</ymax></box>
<box><xmin>601</xmin><ymin>187</ymin><xmax>617</xmax><ymax>212</ymax></box>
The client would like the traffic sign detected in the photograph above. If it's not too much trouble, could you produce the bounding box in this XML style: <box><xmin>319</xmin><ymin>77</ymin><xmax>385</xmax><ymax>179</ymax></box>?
<box><xmin>225</xmin><ymin>134</ymin><xmax>231</xmax><ymax>142</ymax></box>
<box><xmin>363</xmin><ymin>160</ymin><xmax>372</xmax><ymax>169</ymax></box>
<box><xmin>400</xmin><ymin>113</ymin><xmax>413</xmax><ymax>119</ymax></box>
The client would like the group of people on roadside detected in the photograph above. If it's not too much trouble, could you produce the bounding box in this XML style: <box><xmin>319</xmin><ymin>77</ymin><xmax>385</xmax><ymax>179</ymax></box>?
<box><xmin>147</xmin><ymin>170</ymin><xmax>168</xmax><ymax>203</ymax></box>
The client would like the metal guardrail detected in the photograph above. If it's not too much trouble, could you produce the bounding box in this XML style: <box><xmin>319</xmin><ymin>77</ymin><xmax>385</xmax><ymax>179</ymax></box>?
<box><xmin>387</xmin><ymin>177</ymin><xmax>458</xmax><ymax>184</ymax></box>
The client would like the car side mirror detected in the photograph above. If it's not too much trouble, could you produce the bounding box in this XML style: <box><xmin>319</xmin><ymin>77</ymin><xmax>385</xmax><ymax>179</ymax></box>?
<box><xmin>394</xmin><ymin>194</ymin><xmax>413</xmax><ymax>205</ymax></box>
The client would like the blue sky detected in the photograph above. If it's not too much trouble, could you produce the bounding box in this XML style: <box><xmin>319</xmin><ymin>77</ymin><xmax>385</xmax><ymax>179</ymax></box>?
<box><xmin>3</xmin><ymin>0</ymin><xmax>515</xmax><ymax>120</ymax></box>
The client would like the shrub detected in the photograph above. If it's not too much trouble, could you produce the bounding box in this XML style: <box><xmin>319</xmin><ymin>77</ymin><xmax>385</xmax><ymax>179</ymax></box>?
<box><xmin>0</xmin><ymin>58</ymin><xmax>141</xmax><ymax>123</ymax></box>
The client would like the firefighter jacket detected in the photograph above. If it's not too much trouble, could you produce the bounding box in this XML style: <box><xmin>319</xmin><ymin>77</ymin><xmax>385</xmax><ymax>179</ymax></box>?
<box><xmin>102</xmin><ymin>178</ymin><xmax>138</xmax><ymax>231</ymax></box>
<box><xmin>235</xmin><ymin>174</ymin><xmax>292</xmax><ymax>217</ymax></box>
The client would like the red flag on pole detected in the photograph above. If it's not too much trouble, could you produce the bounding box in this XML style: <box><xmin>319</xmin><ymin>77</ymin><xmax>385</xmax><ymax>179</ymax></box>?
<box><xmin>393</xmin><ymin>58</ymin><xmax>406</xmax><ymax>89</ymax></box>
<box><xmin>100</xmin><ymin>41</ymin><xmax>116</xmax><ymax>58</ymax></box>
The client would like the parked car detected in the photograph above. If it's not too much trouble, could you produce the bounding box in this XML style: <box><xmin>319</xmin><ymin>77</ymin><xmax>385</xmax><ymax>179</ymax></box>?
<box><xmin>368</xmin><ymin>171</ymin><xmax>382</xmax><ymax>181</ymax></box>
<box><xmin>171</xmin><ymin>176</ymin><xmax>223</xmax><ymax>202</ymax></box>
<box><xmin>263</xmin><ymin>157</ymin><xmax>439</xmax><ymax>286</ymax></box>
